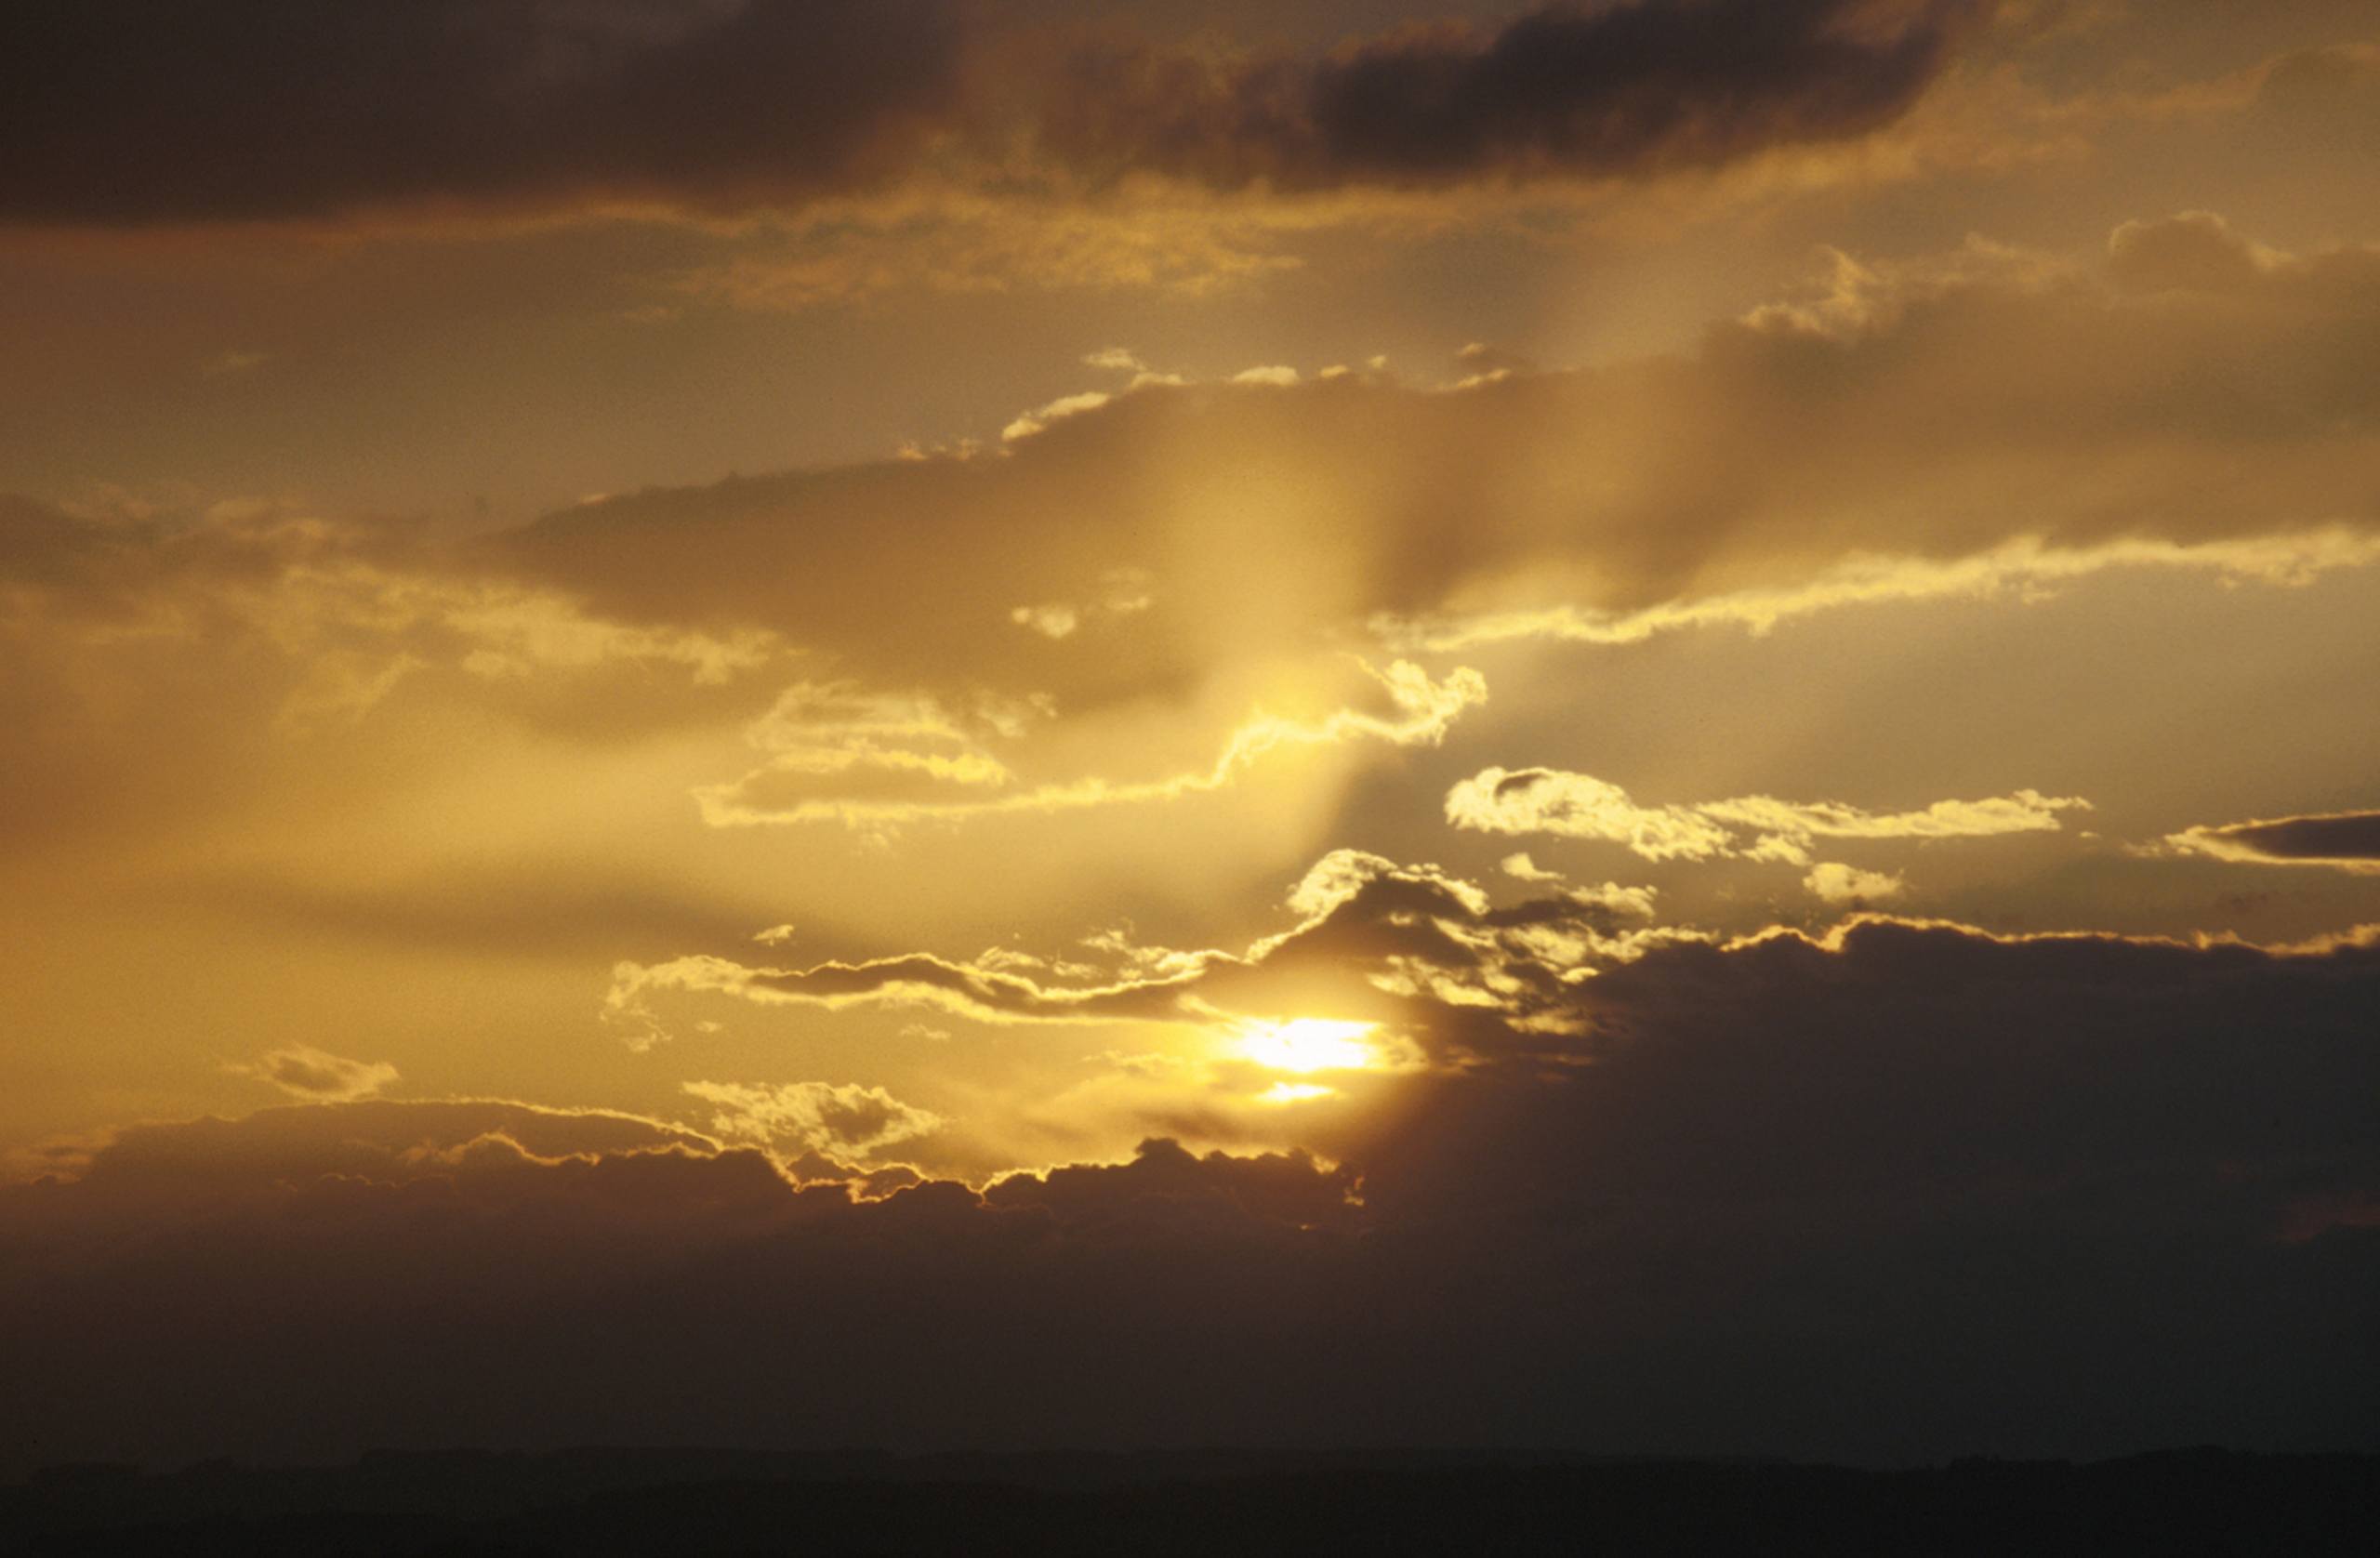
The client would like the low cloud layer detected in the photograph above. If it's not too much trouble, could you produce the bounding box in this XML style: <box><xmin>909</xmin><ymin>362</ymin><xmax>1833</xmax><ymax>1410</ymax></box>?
<box><xmin>7</xmin><ymin>915</ymin><xmax>2375</xmax><ymax>1472</ymax></box>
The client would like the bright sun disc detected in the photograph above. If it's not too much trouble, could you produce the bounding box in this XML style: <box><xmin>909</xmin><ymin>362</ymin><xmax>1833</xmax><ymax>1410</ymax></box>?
<box><xmin>1236</xmin><ymin>1017</ymin><xmax>1378</xmax><ymax>1074</ymax></box>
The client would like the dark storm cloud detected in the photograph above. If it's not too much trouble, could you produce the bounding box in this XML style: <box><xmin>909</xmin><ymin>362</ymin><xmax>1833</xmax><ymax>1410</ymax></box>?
<box><xmin>0</xmin><ymin>0</ymin><xmax>963</xmax><ymax>224</ymax></box>
<box><xmin>0</xmin><ymin>1</ymin><xmax>1984</xmax><ymax>225</ymax></box>
<box><xmin>1036</xmin><ymin>0</ymin><xmax>1985</xmax><ymax>191</ymax></box>
<box><xmin>6</xmin><ymin>919</ymin><xmax>2375</xmax><ymax>1471</ymax></box>
<box><xmin>2168</xmin><ymin>811</ymin><xmax>2380</xmax><ymax>873</ymax></box>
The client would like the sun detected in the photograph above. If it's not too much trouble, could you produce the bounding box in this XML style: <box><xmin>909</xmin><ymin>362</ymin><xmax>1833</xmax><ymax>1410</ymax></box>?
<box><xmin>1235</xmin><ymin>1017</ymin><xmax>1380</xmax><ymax>1074</ymax></box>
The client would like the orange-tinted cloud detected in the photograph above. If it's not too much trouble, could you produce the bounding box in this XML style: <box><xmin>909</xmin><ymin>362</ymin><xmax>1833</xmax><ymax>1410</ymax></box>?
<box><xmin>502</xmin><ymin>219</ymin><xmax>2380</xmax><ymax>689</ymax></box>
<box><xmin>604</xmin><ymin>847</ymin><xmax>1672</xmax><ymax>1053</ymax></box>
<box><xmin>1446</xmin><ymin>767</ymin><xmax>2085</xmax><ymax>865</ymax></box>
<box><xmin>231</xmin><ymin>1044</ymin><xmax>400</xmax><ymax>1103</ymax></box>
<box><xmin>2165</xmin><ymin>811</ymin><xmax>2380</xmax><ymax>875</ymax></box>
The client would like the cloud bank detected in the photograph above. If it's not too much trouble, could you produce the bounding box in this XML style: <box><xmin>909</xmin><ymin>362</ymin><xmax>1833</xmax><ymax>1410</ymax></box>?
<box><xmin>8</xmin><ymin>915</ymin><xmax>2376</xmax><ymax>1472</ymax></box>
<box><xmin>0</xmin><ymin>2</ymin><xmax>1988</xmax><ymax>226</ymax></box>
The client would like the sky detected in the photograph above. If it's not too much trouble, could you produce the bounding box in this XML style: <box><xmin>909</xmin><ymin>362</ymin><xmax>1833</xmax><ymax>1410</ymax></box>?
<box><xmin>2</xmin><ymin>0</ymin><xmax>2377</xmax><ymax>1472</ymax></box>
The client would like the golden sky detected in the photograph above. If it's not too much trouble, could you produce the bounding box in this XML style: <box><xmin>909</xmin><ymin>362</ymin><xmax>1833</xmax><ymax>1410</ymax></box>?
<box><xmin>2</xmin><ymin>0</ymin><xmax>2377</xmax><ymax>1470</ymax></box>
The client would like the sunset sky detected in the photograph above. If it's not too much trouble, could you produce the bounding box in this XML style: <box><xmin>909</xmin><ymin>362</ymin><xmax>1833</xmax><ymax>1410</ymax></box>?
<box><xmin>3</xmin><ymin>0</ymin><xmax>2377</xmax><ymax>1472</ymax></box>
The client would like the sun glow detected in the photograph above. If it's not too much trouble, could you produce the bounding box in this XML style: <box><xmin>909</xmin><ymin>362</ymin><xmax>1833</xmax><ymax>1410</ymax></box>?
<box><xmin>1236</xmin><ymin>1017</ymin><xmax>1380</xmax><ymax>1074</ymax></box>
<box><xmin>1256</xmin><ymin>1081</ymin><xmax>1336</xmax><ymax>1105</ymax></box>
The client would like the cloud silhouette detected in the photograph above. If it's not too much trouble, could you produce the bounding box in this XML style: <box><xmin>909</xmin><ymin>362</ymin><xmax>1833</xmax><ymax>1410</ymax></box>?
<box><xmin>0</xmin><ymin>2</ymin><xmax>1986</xmax><ymax>226</ymax></box>
<box><xmin>7</xmin><ymin>916</ymin><xmax>2376</xmax><ymax>1472</ymax></box>
<box><xmin>1033</xmin><ymin>0</ymin><xmax>1983</xmax><ymax>191</ymax></box>
<box><xmin>0</xmin><ymin>0</ymin><xmax>964</xmax><ymax>224</ymax></box>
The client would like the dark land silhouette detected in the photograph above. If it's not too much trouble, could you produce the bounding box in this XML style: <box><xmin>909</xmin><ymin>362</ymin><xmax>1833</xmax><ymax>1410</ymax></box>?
<box><xmin>4</xmin><ymin>1446</ymin><xmax>2374</xmax><ymax>1555</ymax></box>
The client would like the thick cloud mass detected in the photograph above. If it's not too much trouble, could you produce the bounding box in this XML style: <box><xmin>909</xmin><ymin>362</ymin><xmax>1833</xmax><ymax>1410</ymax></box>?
<box><xmin>0</xmin><ymin>1</ymin><xmax>1983</xmax><ymax>224</ymax></box>
<box><xmin>0</xmin><ymin>0</ymin><xmax>963</xmax><ymax>223</ymax></box>
<box><xmin>1039</xmin><ymin>0</ymin><xmax>1979</xmax><ymax>190</ymax></box>
<box><xmin>7</xmin><ymin>920</ymin><xmax>2375</xmax><ymax>1472</ymax></box>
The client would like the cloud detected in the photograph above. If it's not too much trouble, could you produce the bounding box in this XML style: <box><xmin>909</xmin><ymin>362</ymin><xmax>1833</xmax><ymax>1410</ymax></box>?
<box><xmin>1446</xmin><ymin>768</ymin><xmax>2086</xmax><ymax>865</ymax></box>
<box><xmin>0</xmin><ymin>0</ymin><xmax>967</xmax><ymax>225</ymax></box>
<box><xmin>231</xmin><ymin>1045</ymin><xmax>399</xmax><ymax>1103</ymax></box>
<box><xmin>1032</xmin><ymin>0</ymin><xmax>1983</xmax><ymax>192</ymax></box>
<box><xmin>1349</xmin><ymin>914</ymin><xmax>2380</xmax><ymax>1272</ymax></box>
<box><xmin>1001</xmin><ymin>391</ymin><xmax>1113</xmax><ymax>443</ymax></box>
<box><xmin>0</xmin><ymin>2</ymin><xmax>1986</xmax><ymax>229</ymax></box>
<box><xmin>1804</xmin><ymin>862</ymin><xmax>1906</xmax><ymax>904</ymax></box>
<box><xmin>0</xmin><ymin>497</ymin><xmax>781</xmax><ymax>702</ymax></box>
<box><xmin>505</xmin><ymin>219</ymin><xmax>2380</xmax><ymax>696</ymax></box>
<box><xmin>1500</xmin><ymin>852</ymin><xmax>1562</xmax><ymax>884</ymax></box>
<box><xmin>666</xmin><ymin>192</ymin><xmax>1306</xmax><ymax>311</ymax></box>
<box><xmin>54</xmin><ymin>1099</ymin><xmax>724</xmax><ymax>1199</ymax></box>
<box><xmin>683</xmin><ymin>1080</ymin><xmax>945</xmax><ymax>1161</ymax></box>
<box><xmin>1009</xmin><ymin>603</ymin><xmax>1081</xmax><ymax>639</ymax></box>
<box><xmin>1371</xmin><ymin>529</ymin><xmax>2380</xmax><ymax>653</ymax></box>
<box><xmin>605</xmin><ymin>846</ymin><xmax>1672</xmax><ymax>1051</ymax></box>
<box><xmin>8</xmin><ymin>917</ymin><xmax>2379</xmax><ymax>1472</ymax></box>
<box><xmin>2164</xmin><ymin>811</ymin><xmax>2380</xmax><ymax>875</ymax></box>
<box><xmin>603</xmin><ymin>947</ymin><xmax>1208</xmax><ymax>1047</ymax></box>
<box><xmin>2107</xmin><ymin>210</ymin><xmax>2278</xmax><ymax>295</ymax></box>
<box><xmin>691</xmin><ymin>659</ymin><xmax>1485</xmax><ymax>830</ymax></box>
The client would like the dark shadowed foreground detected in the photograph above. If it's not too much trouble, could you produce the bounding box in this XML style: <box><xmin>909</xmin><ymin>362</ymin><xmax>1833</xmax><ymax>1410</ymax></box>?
<box><xmin>7</xmin><ymin>918</ymin><xmax>2377</xmax><ymax>1473</ymax></box>
<box><xmin>4</xmin><ymin>1448</ymin><xmax>2374</xmax><ymax>1556</ymax></box>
